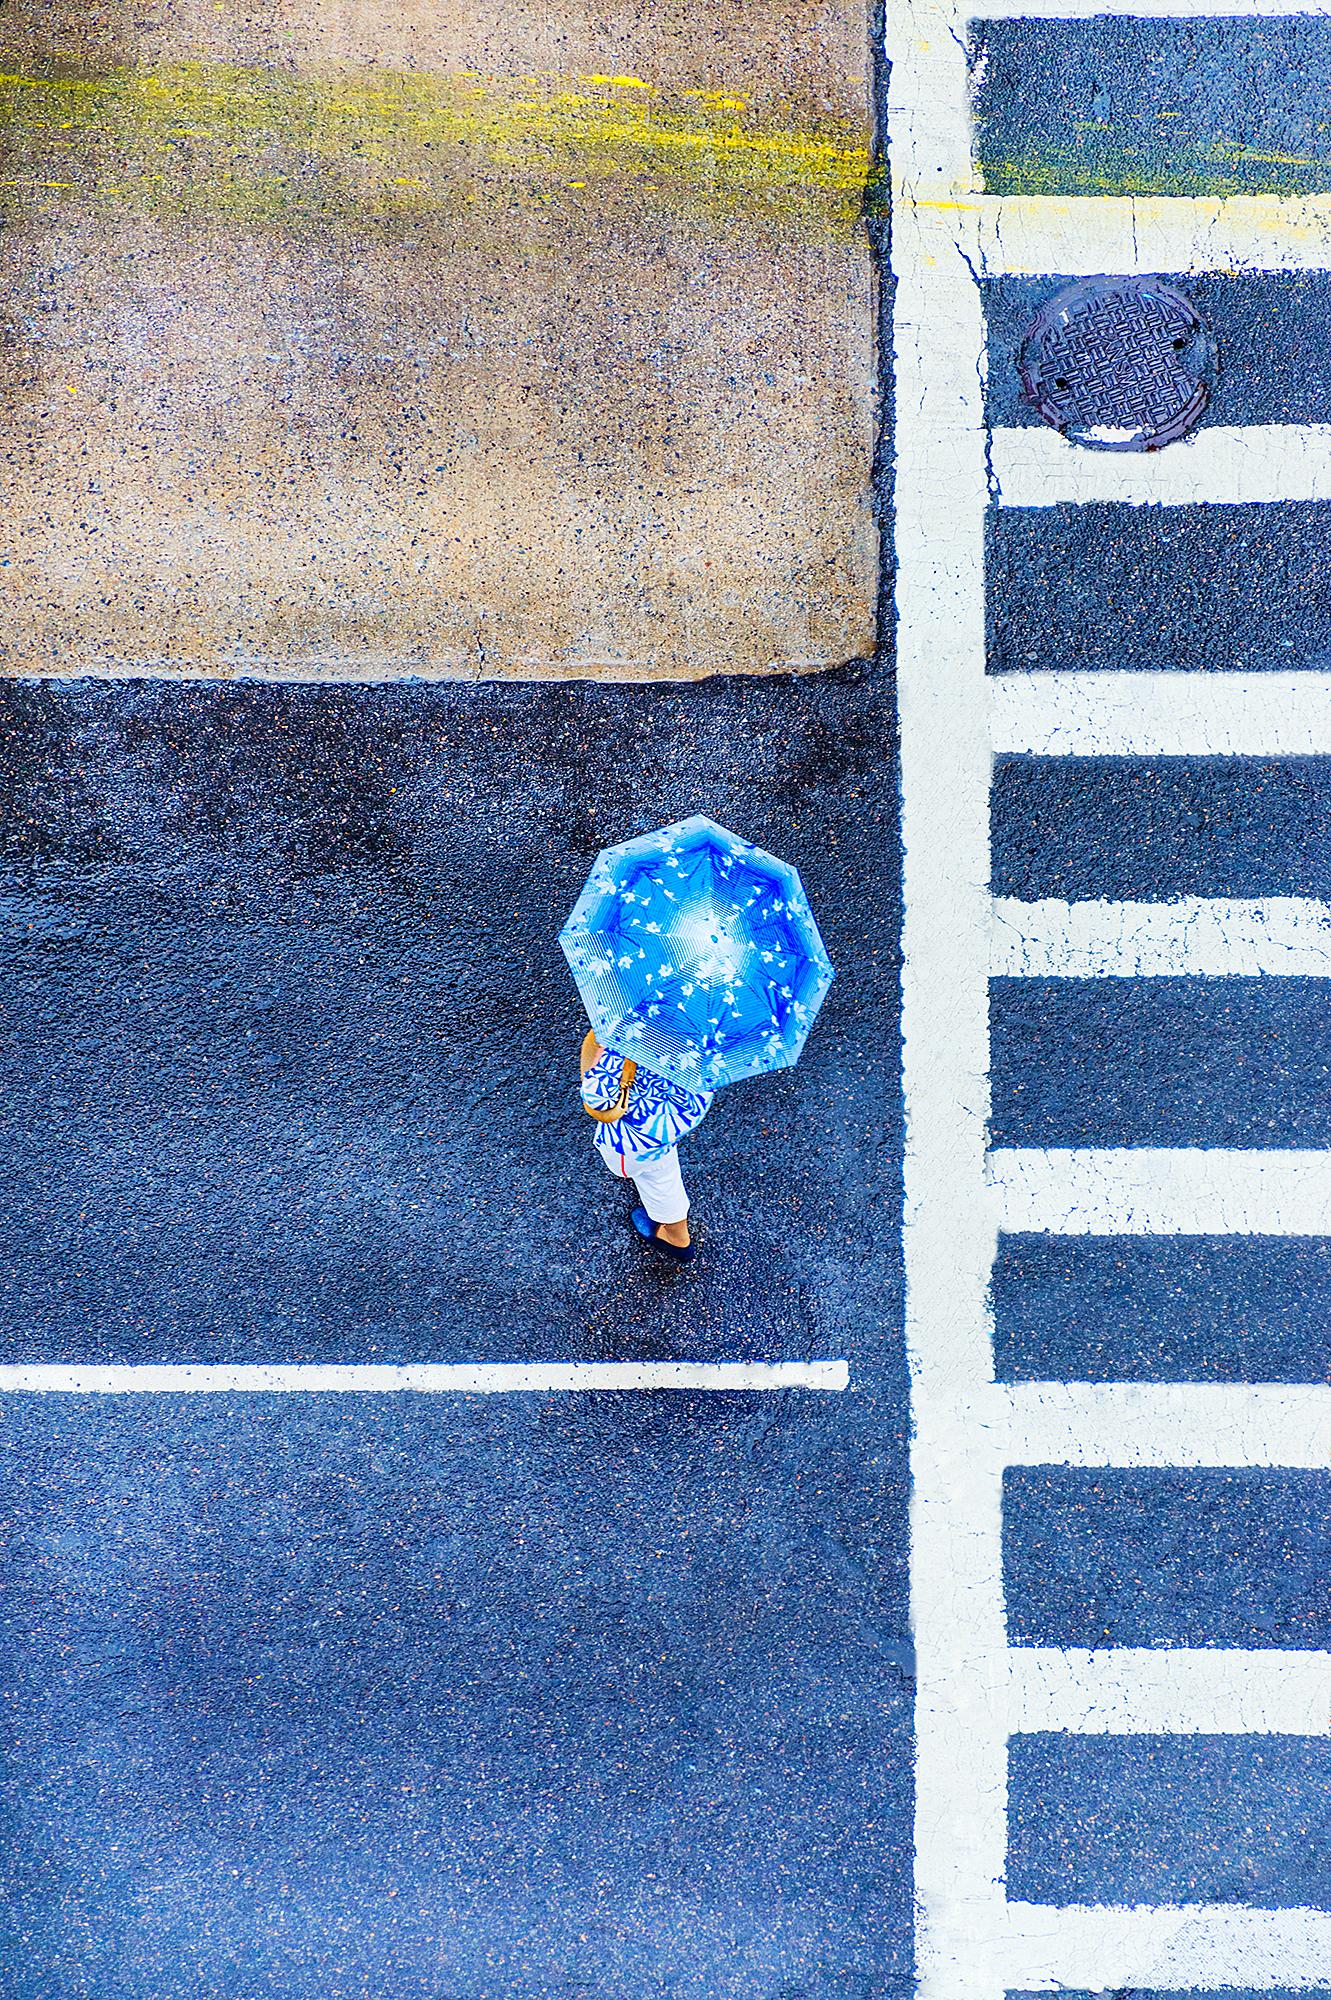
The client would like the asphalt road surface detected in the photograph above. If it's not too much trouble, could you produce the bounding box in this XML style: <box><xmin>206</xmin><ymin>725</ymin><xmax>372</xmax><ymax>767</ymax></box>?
<box><xmin>0</xmin><ymin>671</ymin><xmax>908</xmax><ymax>2000</ymax></box>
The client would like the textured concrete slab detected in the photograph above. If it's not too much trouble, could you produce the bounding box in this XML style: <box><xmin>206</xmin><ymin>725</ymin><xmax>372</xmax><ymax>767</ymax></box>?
<box><xmin>0</xmin><ymin>2</ymin><xmax>877</xmax><ymax>681</ymax></box>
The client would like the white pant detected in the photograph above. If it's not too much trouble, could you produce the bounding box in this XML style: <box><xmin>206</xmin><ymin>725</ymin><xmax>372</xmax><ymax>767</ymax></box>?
<box><xmin>599</xmin><ymin>1142</ymin><xmax>689</xmax><ymax>1224</ymax></box>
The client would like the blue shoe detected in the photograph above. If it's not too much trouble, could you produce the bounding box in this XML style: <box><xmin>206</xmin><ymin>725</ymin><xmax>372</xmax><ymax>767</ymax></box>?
<box><xmin>630</xmin><ymin>1205</ymin><xmax>696</xmax><ymax>1263</ymax></box>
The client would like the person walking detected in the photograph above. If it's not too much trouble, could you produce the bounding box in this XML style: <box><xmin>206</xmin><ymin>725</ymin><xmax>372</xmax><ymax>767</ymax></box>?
<box><xmin>580</xmin><ymin>1029</ymin><xmax>712</xmax><ymax>1263</ymax></box>
<box><xmin>562</xmin><ymin>816</ymin><xmax>835</xmax><ymax>1269</ymax></box>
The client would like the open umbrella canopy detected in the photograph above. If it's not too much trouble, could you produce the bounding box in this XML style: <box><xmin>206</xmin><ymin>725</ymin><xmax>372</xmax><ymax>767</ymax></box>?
<box><xmin>560</xmin><ymin>815</ymin><xmax>834</xmax><ymax>1093</ymax></box>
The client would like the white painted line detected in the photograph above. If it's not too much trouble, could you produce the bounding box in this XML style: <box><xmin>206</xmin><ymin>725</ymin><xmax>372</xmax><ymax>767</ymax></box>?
<box><xmin>1003</xmin><ymin>1382</ymin><xmax>1331</xmax><ymax>1468</ymax></box>
<box><xmin>976</xmin><ymin>0</ymin><xmax>1331</xmax><ymax>18</ymax></box>
<box><xmin>891</xmin><ymin>0</ymin><xmax>1006</xmax><ymax>1987</ymax></box>
<box><xmin>1002</xmin><ymin>1903</ymin><xmax>1331</xmax><ymax>1991</ymax></box>
<box><xmin>0</xmin><ymin>1361</ymin><xmax>850</xmax><ymax>1394</ymax></box>
<box><xmin>990</xmin><ymin>1145</ymin><xmax>1331</xmax><ymax>1234</ymax></box>
<box><xmin>991</xmin><ymin>669</ymin><xmax>1331</xmax><ymax>758</ymax></box>
<box><xmin>993</xmin><ymin>896</ymin><xmax>1331</xmax><ymax>977</ymax></box>
<box><xmin>994</xmin><ymin>421</ymin><xmax>1331</xmax><ymax>509</ymax></box>
<box><xmin>890</xmin><ymin>0</ymin><xmax>1008</xmax><ymax>1996</ymax></box>
<box><xmin>961</xmin><ymin>192</ymin><xmax>1331</xmax><ymax>277</ymax></box>
<box><xmin>1010</xmin><ymin>1647</ymin><xmax>1331</xmax><ymax>1735</ymax></box>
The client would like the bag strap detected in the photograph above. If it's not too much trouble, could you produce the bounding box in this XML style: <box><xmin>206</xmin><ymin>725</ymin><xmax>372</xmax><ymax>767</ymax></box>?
<box><xmin>581</xmin><ymin>1035</ymin><xmax>637</xmax><ymax>1124</ymax></box>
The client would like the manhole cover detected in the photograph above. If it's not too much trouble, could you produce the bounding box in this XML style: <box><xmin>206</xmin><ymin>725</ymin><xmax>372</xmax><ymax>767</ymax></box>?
<box><xmin>1018</xmin><ymin>275</ymin><xmax>1218</xmax><ymax>451</ymax></box>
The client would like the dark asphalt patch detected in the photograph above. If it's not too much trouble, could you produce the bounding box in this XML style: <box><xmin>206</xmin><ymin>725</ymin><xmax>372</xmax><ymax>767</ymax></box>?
<box><xmin>1008</xmin><ymin>1734</ymin><xmax>1331</xmax><ymax>1908</ymax></box>
<box><xmin>1005</xmin><ymin>1466</ymin><xmax>1331</xmax><ymax>1649</ymax></box>
<box><xmin>991</xmin><ymin>976</ymin><xmax>1331</xmax><ymax>1149</ymax></box>
<box><xmin>970</xmin><ymin>15</ymin><xmax>1331</xmax><ymax>198</ymax></box>
<box><xmin>987</xmin><ymin>502</ymin><xmax>1331</xmax><ymax>678</ymax></box>
<box><xmin>987</xmin><ymin>272</ymin><xmax>1331</xmax><ymax>434</ymax></box>
<box><xmin>991</xmin><ymin>757</ymin><xmax>1331</xmax><ymax>902</ymax></box>
<box><xmin>0</xmin><ymin>671</ymin><xmax>900</xmax><ymax>1372</ymax></box>
<box><xmin>0</xmin><ymin>1393</ymin><xmax>910</xmax><ymax>2000</ymax></box>
<box><xmin>993</xmin><ymin>1233</ymin><xmax>1331</xmax><ymax>1384</ymax></box>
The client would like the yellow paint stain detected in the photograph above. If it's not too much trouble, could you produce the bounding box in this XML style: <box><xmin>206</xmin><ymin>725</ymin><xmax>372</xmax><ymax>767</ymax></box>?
<box><xmin>983</xmin><ymin>134</ymin><xmax>1331</xmax><ymax>199</ymax></box>
<box><xmin>1208</xmin><ymin>140</ymin><xmax>1331</xmax><ymax>172</ymax></box>
<box><xmin>915</xmin><ymin>196</ymin><xmax>985</xmax><ymax>215</ymax></box>
<box><xmin>0</xmin><ymin>61</ymin><xmax>873</xmax><ymax>231</ymax></box>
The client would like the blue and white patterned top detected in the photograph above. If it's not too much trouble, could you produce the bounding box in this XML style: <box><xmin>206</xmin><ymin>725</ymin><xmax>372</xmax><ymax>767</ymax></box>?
<box><xmin>581</xmin><ymin>1048</ymin><xmax>713</xmax><ymax>1167</ymax></box>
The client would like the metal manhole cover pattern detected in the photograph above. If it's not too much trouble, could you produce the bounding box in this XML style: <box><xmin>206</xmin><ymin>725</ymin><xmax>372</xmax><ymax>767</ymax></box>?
<box><xmin>1018</xmin><ymin>276</ymin><xmax>1218</xmax><ymax>451</ymax></box>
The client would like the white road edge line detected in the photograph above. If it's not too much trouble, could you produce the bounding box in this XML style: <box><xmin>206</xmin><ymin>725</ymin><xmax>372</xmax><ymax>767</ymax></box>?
<box><xmin>0</xmin><ymin>1361</ymin><xmax>850</xmax><ymax>1394</ymax></box>
<box><xmin>889</xmin><ymin>0</ymin><xmax>1009</xmax><ymax>1995</ymax></box>
<box><xmin>990</xmin><ymin>1145</ymin><xmax>1331</xmax><ymax>1235</ymax></box>
<box><xmin>1009</xmin><ymin>1647</ymin><xmax>1331</xmax><ymax>1735</ymax></box>
<box><xmin>994</xmin><ymin>421</ymin><xmax>1331</xmax><ymax>508</ymax></box>
<box><xmin>1001</xmin><ymin>1903</ymin><xmax>1331</xmax><ymax>1990</ymax></box>
<box><xmin>991</xmin><ymin>670</ymin><xmax>1331</xmax><ymax>758</ymax></box>
<box><xmin>993</xmin><ymin>896</ymin><xmax>1331</xmax><ymax>977</ymax></box>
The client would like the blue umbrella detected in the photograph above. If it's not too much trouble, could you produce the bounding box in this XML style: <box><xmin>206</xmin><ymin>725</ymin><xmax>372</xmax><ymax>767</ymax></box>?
<box><xmin>559</xmin><ymin>814</ymin><xmax>834</xmax><ymax>1094</ymax></box>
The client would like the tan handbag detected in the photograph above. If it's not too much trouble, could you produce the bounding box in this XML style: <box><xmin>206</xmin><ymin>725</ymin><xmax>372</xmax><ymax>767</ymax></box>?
<box><xmin>581</xmin><ymin>1029</ymin><xmax>636</xmax><ymax>1124</ymax></box>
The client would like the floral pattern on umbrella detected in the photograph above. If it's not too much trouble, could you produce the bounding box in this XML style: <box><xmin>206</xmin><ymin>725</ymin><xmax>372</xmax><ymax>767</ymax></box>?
<box><xmin>560</xmin><ymin>814</ymin><xmax>835</xmax><ymax>1094</ymax></box>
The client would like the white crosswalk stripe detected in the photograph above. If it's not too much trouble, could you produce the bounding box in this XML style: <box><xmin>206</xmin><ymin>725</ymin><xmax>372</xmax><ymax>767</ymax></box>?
<box><xmin>0</xmin><ymin>1361</ymin><xmax>850</xmax><ymax>1395</ymax></box>
<box><xmin>934</xmin><ymin>194</ymin><xmax>1331</xmax><ymax>277</ymax></box>
<box><xmin>1002</xmin><ymin>1903</ymin><xmax>1331</xmax><ymax>1989</ymax></box>
<box><xmin>991</xmin><ymin>669</ymin><xmax>1331</xmax><ymax>757</ymax></box>
<box><xmin>990</xmin><ymin>1145</ymin><xmax>1331</xmax><ymax>1235</ymax></box>
<box><xmin>1003</xmin><ymin>1381</ymin><xmax>1331</xmax><ymax>1469</ymax></box>
<box><xmin>994</xmin><ymin>420</ymin><xmax>1331</xmax><ymax>507</ymax></box>
<box><xmin>993</xmin><ymin>896</ymin><xmax>1331</xmax><ymax>977</ymax></box>
<box><xmin>1010</xmin><ymin>1647</ymin><xmax>1331</xmax><ymax>1734</ymax></box>
<box><xmin>979</xmin><ymin>0</ymin><xmax>1331</xmax><ymax>13</ymax></box>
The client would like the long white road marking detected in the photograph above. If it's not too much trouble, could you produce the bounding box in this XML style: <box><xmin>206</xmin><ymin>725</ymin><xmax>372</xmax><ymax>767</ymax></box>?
<box><xmin>994</xmin><ymin>421</ymin><xmax>1331</xmax><ymax>507</ymax></box>
<box><xmin>963</xmin><ymin>194</ymin><xmax>1331</xmax><ymax>277</ymax></box>
<box><xmin>0</xmin><ymin>1362</ymin><xmax>850</xmax><ymax>1394</ymax></box>
<box><xmin>991</xmin><ymin>1146</ymin><xmax>1331</xmax><ymax>1234</ymax></box>
<box><xmin>991</xmin><ymin>670</ymin><xmax>1331</xmax><ymax>758</ymax></box>
<box><xmin>1002</xmin><ymin>1904</ymin><xmax>1331</xmax><ymax>1990</ymax></box>
<box><xmin>1003</xmin><ymin>1382</ymin><xmax>1331</xmax><ymax>1468</ymax></box>
<box><xmin>889</xmin><ymin>0</ymin><xmax>1009</xmax><ymax>1994</ymax></box>
<box><xmin>1010</xmin><ymin>1648</ymin><xmax>1331</xmax><ymax>1735</ymax></box>
<box><xmin>994</xmin><ymin>897</ymin><xmax>1331</xmax><ymax>977</ymax></box>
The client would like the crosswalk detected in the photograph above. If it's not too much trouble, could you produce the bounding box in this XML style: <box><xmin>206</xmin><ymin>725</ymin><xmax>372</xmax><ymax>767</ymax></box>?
<box><xmin>889</xmin><ymin>0</ymin><xmax>1331</xmax><ymax>1992</ymax></box>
